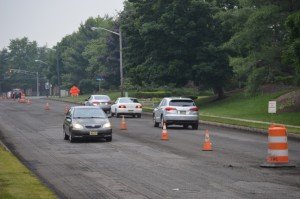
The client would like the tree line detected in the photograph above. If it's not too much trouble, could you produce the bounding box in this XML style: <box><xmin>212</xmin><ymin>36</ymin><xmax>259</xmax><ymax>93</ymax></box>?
<box><xmin>1</xmin><ymin>0</ymin><xmax>299</xmax><ymax>98</ymax></box>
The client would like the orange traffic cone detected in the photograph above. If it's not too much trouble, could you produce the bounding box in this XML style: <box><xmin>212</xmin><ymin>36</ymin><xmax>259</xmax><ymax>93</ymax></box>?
<box><xmin>161</xmin><ymin>123</ymin><xmax>169</xmax><ymax>141</ymax></box>
<box><xmin>120</xmin><ymin>115</ymin><xmax>127</xmax><ymax>130</ymax></box>
<box><xmin>261</xmin><ymin>124</ymin><xmax>295</xmax><ymax>168</ymax></box>
<box><xmin>45</xmin><ymin>103</ymin><xmax>50</xmax><ymax>110</ymax></box>
<box><xmin>202</xmin><ymin>130</ymin><xmax>212</xmax><ymax>151</ymax></box>
<box><xmin>64</xmin><ymin>105</ymin><xmax>70</xmax><ymax>114</ymax></box>
<box><xmin>27</xmin><ymin>99</ymin><xmax>31</xmax><ymax>105</ymax></box>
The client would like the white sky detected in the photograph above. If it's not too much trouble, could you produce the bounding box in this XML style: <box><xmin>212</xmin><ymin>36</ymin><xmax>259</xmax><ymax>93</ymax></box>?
<box><xmin>0</xmin><ymin>0</ymin><xmax>124</xmax><ymax>49</ymax></box>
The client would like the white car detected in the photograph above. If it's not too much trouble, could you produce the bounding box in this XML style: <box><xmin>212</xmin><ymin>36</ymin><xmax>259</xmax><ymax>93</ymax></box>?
<box><xmin>111</xmin><ymin>97</ymin><xmax>143</xmax><ymax>118</ymax></box>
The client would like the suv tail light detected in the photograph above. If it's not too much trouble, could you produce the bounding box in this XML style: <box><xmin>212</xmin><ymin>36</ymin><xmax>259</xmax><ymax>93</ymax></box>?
<box><xmin>165</xmin><ymin>107</ymin><xmax>176</xmax><ymax>111</ymax></box>
<box><xmin>136</xmin><ymin>105</ymin><xmax>142</xmax><ymax>109</ymax></box>
<box><xmin>119</xmin><ymin>105</ymin><xmax>126</xmax><ymax>108</ymax></box>
<box><xmin>190</xmin><ymin>107</ymin><xmax>199</xmax><ymax>111</ymax></box>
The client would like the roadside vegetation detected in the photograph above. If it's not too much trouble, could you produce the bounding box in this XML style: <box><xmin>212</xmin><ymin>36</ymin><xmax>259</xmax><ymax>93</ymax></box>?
<box><xmin>0</xmin><ymin>146</ymin><xmax>57</xmax><ymax>199</ymax></box>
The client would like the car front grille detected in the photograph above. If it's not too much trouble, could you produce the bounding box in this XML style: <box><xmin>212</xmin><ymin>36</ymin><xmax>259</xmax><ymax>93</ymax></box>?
<box><xmin>85</xmin><ymin>125</ymin><xmax>101</xmax><ymax>129</ymax></box>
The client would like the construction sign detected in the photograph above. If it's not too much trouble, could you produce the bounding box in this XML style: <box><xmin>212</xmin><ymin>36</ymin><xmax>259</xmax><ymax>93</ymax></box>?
<box><xmin>70</xmin><ymin>86</ymin><xmax>80</xmax><ymax>96</ymax></box>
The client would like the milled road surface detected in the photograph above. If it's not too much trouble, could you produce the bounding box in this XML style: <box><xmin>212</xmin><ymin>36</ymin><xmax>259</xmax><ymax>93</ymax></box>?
<box><xmin>0</xmin><ymin>98</ymin><xmax>299</xmax><ymax>199</ymax></box>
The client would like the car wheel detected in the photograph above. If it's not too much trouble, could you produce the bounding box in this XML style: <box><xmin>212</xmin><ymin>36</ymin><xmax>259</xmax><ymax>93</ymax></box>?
<box><xmin>192</xmin><ymin>124</ymin><xmax>199</xmax><ymax>130</ymax></box>
<box><xmin>111</xmin><ymin>112</ymin><xmax>115</xmax><ymax>117</ymax></box>
<box><xmin>63</xmin><ymin>128</ymin><xmax>69</xmax><ymax>140</ymax></box>
<box><xmin>137</xmin><ymin>114</ymin><xmax>141</xmax><ymax>118</ymax></box>
<box><xmin>153</xmin><ymin>115</ymin><xmax>159</xmax><ymax>127</ymax></box>
<box><xmin>116</xmin><ymin>113</ymin><xmax>120</xmax><ymax>118</ymax></box>
<box><xmin>69</xmin><ymin>133</ymin><xmax>75</xmax><ymax>143</ymax></box>
<box><xmin>160</xmin><ymin>117</ymin><xmax>166</xmax><ymax>128</ymax></box>
<box><xmin>106</xmin><ymin>137</ymin><xmax>112</xmax><ymax>142</ymax></box>
<box><xmin>183</xmin><ymin>124</ymin><xmax>189</xmax><ymax>129</ymax></box>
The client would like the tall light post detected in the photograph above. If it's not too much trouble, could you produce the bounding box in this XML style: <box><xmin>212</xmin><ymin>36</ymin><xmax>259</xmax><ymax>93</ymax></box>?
<box><xmin>91</xmin><ymin>26</ymin><xmax>124</xmax><ymax>97</ymax></box>
<box><xmin>35</xmin><ymin>60</ymin><xmax>51</xmax><ymax>96</ymax></box>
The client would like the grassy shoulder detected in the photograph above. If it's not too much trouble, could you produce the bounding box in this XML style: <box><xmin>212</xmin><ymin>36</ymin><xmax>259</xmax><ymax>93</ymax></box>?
<box><xmin>0</xmin><ymin>146</ymin><xmax>57</xmax><ymax>199</ymax></box>
<box><xmin>195</xmin><ymin>91</ymin><xmax>300</xmax><ymax>134</ymax></box>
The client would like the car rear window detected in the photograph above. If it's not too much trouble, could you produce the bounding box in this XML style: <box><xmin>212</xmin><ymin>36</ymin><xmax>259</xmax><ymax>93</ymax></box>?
<box><xmin>73</xmin><ymin>108</ymin><xmax>106</xmax><ymax>118</ymax></box>
<box><xmin>119</xmin><ymin>98</ymin><xmax>134</xmax><ymax>103</ymax></box>
<box><xmin>169</xmin><ymin>100</ymin><xmax>195</xmax><ymax>107</ymax></box>
<box><xmin>94</xmin><ymin>95</ymin><xmax>110</xmax><ymax>101</ymax></box>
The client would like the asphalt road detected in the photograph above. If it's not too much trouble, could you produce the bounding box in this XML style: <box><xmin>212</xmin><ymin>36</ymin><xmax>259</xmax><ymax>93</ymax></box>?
<box><xmin>0</xmin><ymin>98</ymin><xmax>299</xmax><ymax>199</ymax></box>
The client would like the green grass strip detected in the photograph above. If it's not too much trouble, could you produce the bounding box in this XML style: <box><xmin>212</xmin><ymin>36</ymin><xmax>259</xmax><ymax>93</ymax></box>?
<box><xmin>0</xmin><ymin>146</ymin><xmax>57</xmax><ymax>199</ymax></box>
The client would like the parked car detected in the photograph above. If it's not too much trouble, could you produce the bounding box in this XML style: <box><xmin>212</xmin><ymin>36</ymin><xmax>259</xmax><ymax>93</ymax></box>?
<box><xmin>11</xmin><ymin>88</ymin><xmax>22</xmax><ymax>99</ymax></box>
<box><xmin>111</xmin><ymin>97</ymin><xmax>143</xmax><ymax>118</ymax></box>
<box><xmin>84</xmin><ymin>95</ymin><xmax>112</xmax><ymax>113</ymax></box>
<box><xmin>153</xmin><ymin>97</ymin><xmax>199</xmax><ymax>129</ymax></box>
<box><xmin>63</xmin><ymin>106</ymin><xmax>112</xmax><ymax>142</ymax></box>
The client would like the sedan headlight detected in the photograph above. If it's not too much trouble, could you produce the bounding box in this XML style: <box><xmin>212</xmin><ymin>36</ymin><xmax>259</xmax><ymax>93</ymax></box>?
<box><xmin>103</xmin><ymin>122</ymin><xmax>111</xmax><ymax>128</ymax></box>
<box><xmin>73</xmin><ymin>123</ymin><xmax>84</xmax><ymax>130</ymax></box>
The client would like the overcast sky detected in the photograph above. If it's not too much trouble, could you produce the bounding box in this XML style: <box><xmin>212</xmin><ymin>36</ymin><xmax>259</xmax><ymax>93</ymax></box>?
<box><xmin>0</xmin><ymin>0</ymin><xmax>124</xmax><ymax>49</ymax></box>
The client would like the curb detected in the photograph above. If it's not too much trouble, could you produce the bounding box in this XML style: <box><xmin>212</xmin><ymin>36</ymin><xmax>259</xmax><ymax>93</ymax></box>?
<box><xmin>0</xmin><ymin>139</ymin><xmax>11</xmax><ymax>152</ymax></box>
<box><xmin>142</xmin><ymin>112</ymin><xmax>300</xmax><ymax>141</ymax></box>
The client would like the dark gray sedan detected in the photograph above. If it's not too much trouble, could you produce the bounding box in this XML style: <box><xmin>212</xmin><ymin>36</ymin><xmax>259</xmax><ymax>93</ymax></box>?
<box><xmin>63</xmin><ymin>106</ymin><xmax>112</xmax><ymax>142</ymax></box>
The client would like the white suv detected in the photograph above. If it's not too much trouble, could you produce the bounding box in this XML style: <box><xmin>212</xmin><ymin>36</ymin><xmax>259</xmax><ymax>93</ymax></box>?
<box><xmin>153</xmin><ymin>97</ymin><xmax>199</xmax><ymax>129</ymax></box>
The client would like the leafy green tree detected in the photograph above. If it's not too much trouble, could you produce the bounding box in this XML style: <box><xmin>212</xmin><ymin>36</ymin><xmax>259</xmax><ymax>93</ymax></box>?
<box><xmin>283</xmin><ymin>11</ymin><xmax>300</xmax><ymax>85</ymax></box>
<box><xmin>121</xmin><ymin>0</ymin><xmax>233</xmax><ymax>98</ymax></box>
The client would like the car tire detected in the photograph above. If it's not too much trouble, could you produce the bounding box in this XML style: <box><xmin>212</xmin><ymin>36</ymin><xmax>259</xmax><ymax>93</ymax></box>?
<box><xmin>160</xmin><ymin>117</ymin><xmax>166</xmax><ymax>128</ymax></box>
<box><xmin>106</xmin><ymin>137</ymin><xmax>112</xmax><ymax>142</ymax></box>
<box><xmin>192</xmin><ymin>123</ymin><xmax>198</xmax><ymax>130</ymax></box>
<box><xmin>69</xmin><ymin>133</ymin><xmax>75</xmax><ymax>143</ymax></box>
<box><xmin>183</xmin><ymin>124</ymin><xmax>189</xmax><ymax>129</ymax></box>
<box><xmin>111</xmin><ymin>112</ymin><xmax>115</xmax><ymax>117</ymax></box>
<box><xmin>137</xmin><ymin>114</ymin><xmax>141</xmax><ymax>118</ymax></box>
<box><xmin>116</xmin><ymin>113</ymin><xmax>120</xmax><ymax>118</ymax></box>
<box><xmin>153</xmin><ymin>115</ymin><xmax>159</xmax><ymax>127</ymax></box>
<box><xmin>63</xmin><ymin>128</ymin><xmax>69</xmax><ymax>140</ymax></box>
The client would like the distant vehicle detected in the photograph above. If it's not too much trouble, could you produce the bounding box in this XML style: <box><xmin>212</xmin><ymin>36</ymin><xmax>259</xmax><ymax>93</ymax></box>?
<box><xmin>111</xmin><ymin>97</ymin><xmax>143</xmax><ymax>118</ymax></box>
<box><xmin>84</xmin><ymin>95</ymin><xmax>112</xmax><ymax>113</ymax></box>
<box><xmin>63</xmin><ymin>106</ymin><xmax>112</xmax><ymax>142</ymax></box>
<box><xmin>11</xmin><ymin>88</ymin><xmax>22</xmax><ymax>99</ymax></box>
<box><xmin>153</xmin><ymin>97</ymin><xmax>199</xmax><ymax>129</ymax></box>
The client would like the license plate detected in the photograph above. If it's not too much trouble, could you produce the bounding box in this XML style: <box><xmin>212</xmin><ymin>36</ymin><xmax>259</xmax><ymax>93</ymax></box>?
<box><xmin>180</xmin><ymin>111</ymin><xmax>186</xmax><ymax>115</ymax></box>
<box><xmin>90</xmin><ymin>131</ymin><xmax>98</xmax><ymax>135</ymax></box>
<box><xmin>128</xmin><ymin>110</ymin><xmax>134</xmax><ymax>112</ymax></box>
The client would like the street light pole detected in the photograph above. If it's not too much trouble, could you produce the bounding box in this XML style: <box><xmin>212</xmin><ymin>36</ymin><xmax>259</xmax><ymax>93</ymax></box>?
<box><xmin>36</xmin><ymin>72</ymin><xmax>39</xmax><ymax>96</ymax></box>
<box><xmin>119</xmin><ymin>27</ymin><xmax>124</xmax><ymax>97</ymax></box>
<box><xmin>56</xmin><ymin>52</ymin><xmax>60</xmax><ymax>97</ymax></box>
<box><xmin>91</xmin><ymin>26</ymin><xmax>124</xmax><ymax>97</ymax></box>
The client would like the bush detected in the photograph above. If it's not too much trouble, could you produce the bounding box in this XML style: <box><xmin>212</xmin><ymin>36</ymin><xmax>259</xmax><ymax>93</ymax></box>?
<box><xmin>79</xmin><ymin>79</ymin><xmax>97</xmax><ymax>94</ymax></box>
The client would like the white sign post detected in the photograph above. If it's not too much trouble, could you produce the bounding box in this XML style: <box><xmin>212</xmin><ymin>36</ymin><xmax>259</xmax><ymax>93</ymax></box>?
<box><xmin>268</xmin><ymin>101</ymin><xmax>277</xmax><ymax>113</ymax></box>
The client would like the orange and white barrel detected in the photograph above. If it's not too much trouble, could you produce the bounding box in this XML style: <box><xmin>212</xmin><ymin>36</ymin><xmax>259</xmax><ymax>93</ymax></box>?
<box><xmin>267</xmin><ymin>125</ymin><xmax>288</xmax><ymax>163</ymax></box>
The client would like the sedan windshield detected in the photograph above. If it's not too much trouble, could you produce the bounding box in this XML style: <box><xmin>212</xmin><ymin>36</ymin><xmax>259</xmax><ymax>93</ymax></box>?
<box><xmin>73</xmin><ymin>108</ymin><xmax>106</xmax><ymax>118</ymax></box>
<box><xmin>169</xmin><ymin>100</ymin><xmax>195</xmax><ymax>107</ymax></box>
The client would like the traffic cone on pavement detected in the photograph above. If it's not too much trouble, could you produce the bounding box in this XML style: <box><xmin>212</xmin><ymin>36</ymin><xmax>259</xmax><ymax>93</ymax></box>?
<box><xmin>202</xmin><ymin>130</ymin><xmax>212</xmax><ymax>151</ymax></box>
<box><xmin>45</xmin><ymin>103</ymin><xmax>50</xmax><ymax>110</ymax></box>
<box><xmin>161</xmin><ymin>123</ymin><xmax>169</xmax><ymax>141</ymax></box>
<box><xmin>120</xmin><ymin>115</ymin><xmax>127</xmax><ymax>130</ymax></box>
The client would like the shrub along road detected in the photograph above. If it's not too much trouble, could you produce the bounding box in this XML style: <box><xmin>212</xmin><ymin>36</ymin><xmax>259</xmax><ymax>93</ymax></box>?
<box><xmin>0</xmin><ymin>98</ymin><xmax>299</xmax><ymax>199</ymax></box>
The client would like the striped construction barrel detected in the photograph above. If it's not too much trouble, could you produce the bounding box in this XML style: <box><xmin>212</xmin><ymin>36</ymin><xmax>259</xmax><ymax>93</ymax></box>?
<box><xmin>267</xmin><ymin>125</ymin><xmax>288</xmax><ymax>163</ymax></box>
<box><xmin>261</xmin><ymin>124</ymin><xmax>295</xmax><ymax>168</ymax></box>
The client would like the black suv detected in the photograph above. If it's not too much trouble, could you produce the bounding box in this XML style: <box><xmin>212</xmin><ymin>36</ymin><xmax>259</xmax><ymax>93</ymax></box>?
<box><xmin>12</xmin><ymin>89</ymin><xmax>22</xmax><ymax>99</ymax></box>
